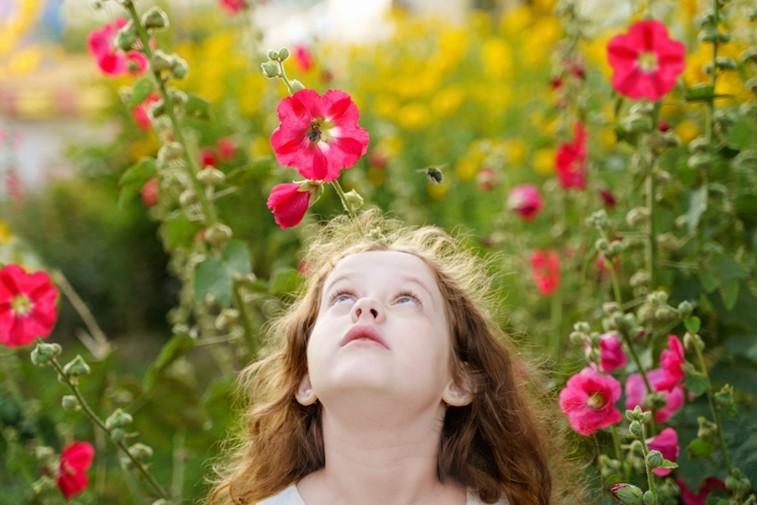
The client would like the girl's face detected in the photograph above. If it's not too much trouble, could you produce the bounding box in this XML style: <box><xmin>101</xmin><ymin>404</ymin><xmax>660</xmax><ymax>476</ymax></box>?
<box><xmin>304</xmin><ymin>250</ymin><xmax>462</xmax><ymax>410</ymax></box>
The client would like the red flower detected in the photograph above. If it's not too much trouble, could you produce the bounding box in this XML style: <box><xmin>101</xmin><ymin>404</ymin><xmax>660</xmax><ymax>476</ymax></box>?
<box><xmin>657</xmin><ymin>334</ymin><xmax>685</xmax><ymax>391</ymax></box>
<box><xmin>0</xmin><ymin>264</ymin><xmax>58</xmax><ymax>348</ymax></box>
<box><xmin>140</xmin><ymin>178</ymin><xmax>159</xmax><ymax>207</ymax></box>
<box><xmin>530</xmin><ymin>249</ymin><xmax>560</xmax><ymax>296</ymax></box>
<box><xmin>598</xmin><ymin>332</ymin><xmax>627</xmax><ymax>372</ymax></box>
<box><xmin>293</xmin><ymin>45</ymin><xmax>315</xmax><ymax>73</ymax></box>
<box><xmin>266</xmin><ymin>182</ymin><xmax>313</xmax><ymax>229</ymax></box>
<box><xmin>625</xmin><ymin>368</ymin><xmax>684</xmax><ymax>423</ymax></box>
<box><xmin>507</xmin><ymin>184</ymin><xmax>543</xmax><ymax>221</ymax></box>
<box><xmin>559</xmin><ymin>367</ymin><xmax>623</xmax><ymax>436</ymax></box>
<box><xmin>271</xmin><ymin>89</ymin><xmax>369</xmax><ymax>181</ymax></box>
<box><xmin>200</xmin><ymin>148</ymin><xmax>217</xmax><ymax>168</ymax></box>
<box><xmin>676</xmin><ymin>477</ymin><xmax>726</xmax><ymax>505</ymax></box>
<box><xmin>219</xmin><ymin>0</ymin><xmax>248</xmax><ymax>14</ymax></box>
<box><xmin>555</xmin><ymin>122</ymin><xmax>587</xmax><ymax>190</ymax></box>
<box><xmin>598</xmin><ymin>188</ymin><xmax>617</xmax><ymax>209</ymax></box>
<box><xmin>606</xmin><ymin>20</ymin><xmax>685</xmax><ymax>101</ymax></box>
<box><xmin>216</xmin><ymin>137</ymin><xmax>236</xmax><ymax>160</ymax></box>
<box><xmin>88</xmin><ymin>18</ymin><xmax>148</xmax><ymax>77</ymax></box>
<box><xmin>132</xmin><ymin>93</ymin><xmax>160</xmax><ymax>131</ymax></box>
<box><xmin>648</xmin><ymin>427</ymin><xmax>679</xmax><ymax>477</ymax></box>
<box><xmin>57</xmin><ymin>441</ymin><xmax>94</xmax><ymax>500</ymax></box>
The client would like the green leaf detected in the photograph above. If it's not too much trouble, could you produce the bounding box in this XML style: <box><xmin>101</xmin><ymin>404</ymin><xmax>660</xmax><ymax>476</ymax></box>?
<box><xmin>684</xmin><ymin>317</ymin><xmax>701</xmax><ymax>334</ymax></box>
<box><xmin>194</xmin><ymin>240</ymin><xmax>252</xmax><ymax>306</ymax></box>
<box><xmin>684</xmin><ymin>84</ymin><xmax>730</xmax><ymax>102</ymax></box>
<box><xmin>185</xmin><ymin>94</ymin><xmax>211</xmax><ymax>120</ymax></box>
<box><xmin>161</xmin><ymin>214</ymin><xmax>201</xmax><ymax>250</ymax></box>
<box><xmin>127</xmin><ymin>77</ymin><xmax>155</xmax><ymax>107</ymax></box>
<box><xmin>711</xmin><ymin>255</ymin><xmax>747</xmax><ymax>281</ymax></box>
<box><xmin>221</xmin><ymin>240</ymin><xmax>252</xmax><ymax>276</ymax></box>
<box><xmin>118</xmin><ymin>158</ymin><xmax>157</xmax><ymax>207</ymax></box>
<box><xmin>698</xmin><ymin>269</ymin><xmax>720</xmax><ymax>293</ymax></box>
<box><xmin>143</xmin><ymin>333</ymin><xmax>196</xmax><ymax>391</ymax></box>
<box><xmin>658</xmin><ymin>459</ymin><xmax>679</xmax><ymax>469</ymax></box>
<box><xmin>720</xmin><ymin>279</ymin><xmax>739</xmax><ymax>311</ymax></box>
<box><xmin>686</xmin><ymin>186</ymin><xmax>708</xmax><ymax>233</ymax></box>
<box><xmin>269</xmin><ymin>267</ymin><xmax>302</xmax><ymax>297</ymax></box>
<box><xmin>726</xmin><ymin>116</ymin><xmax>757</xmax><ymax>150</ymax></box>
<box><xmin>683</xmin><ymin>364</ymin><xmax>711</xmax><ymax>395</ymax></box>
<box><xmin>687</xmin><ymin>437</ymin><xmax>714</xmax><ymax>458</ymax></box>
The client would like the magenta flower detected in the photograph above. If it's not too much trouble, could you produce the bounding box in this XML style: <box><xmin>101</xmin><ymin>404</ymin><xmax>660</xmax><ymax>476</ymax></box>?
<box><xmin>676</xmin><ymin>477</ymin><xmax>726</xmax><ymax>505</ymax></box>
<box><xmin>555</xmin><ymin>122</ymin><xmax>587</xmax><ymax>190</ymax></box>
<box><xmin>132</xmin><ymin>93</ymin><xmax>160</xmax><ymax>131</ymax></box>
<box><xmin>648</xmin><ymin>427</ymin><xmax>679</xmax><ymax>477</ymax></box>
<box><xmin>271</xmin><ymin>89</ymin><xmax>370</xmax><ymax>181</ymax></box>
<box><xmin>293</xmin><ymin>45</ymin><xmax>315</xmax><ymax>73</ymax></box>
<box><xmin>57</xmin><ymin>441</ymin><xmax>95</xmax><ymax>500</ymax></box>
<box><xmin>657</xmin><ymin>334</ymin><xmax>685</xmax><ymax>391</ymax></box>
<box><xmin>530</xmin><ymin>249</ymin><xmax>560</xmax><ymax>296</ymax></box>
<box><xmin>507</xmin><ymin>184</ymin><xmax>543</xmax><ymax>221</ymax></box>
<box><xmin>88</xmin><ymin>18</ymin><xmax>148</xmax><ymax>77</ymax></box>
<box><xmin>219</xmin><ymin>0</ymin><xmax>248</xmax><ymax>14</ymax></box>
<box><xmin>559</xmin><ymin>367</ymin><xmax>623</xmax><ymax>436</ymax></box>
<box><xmin>625</xmin><ymin>368</ymin><xmax>684</xmax><ymax>423</ymax></box>
<box><xmin>266</xmin><ymin>182</ymin><xmax>313</xmax><ymax>229</ymax></box>
<box><xmin>598</xmin><ymin>332</ymin><xmax>627</xmax><ymax>373</ymax></box>
<box><xmin>606</xmin><ymin>20</ymin><xmax>686</xmax><ymax>101</ymax></box>
<box><xmin>0</xmin><ymin>264</ymin><xmax>59</xmax><ymax>348</ymax></box>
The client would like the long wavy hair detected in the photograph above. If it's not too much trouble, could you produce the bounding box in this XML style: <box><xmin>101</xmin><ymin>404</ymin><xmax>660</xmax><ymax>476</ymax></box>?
<box><xmin>207</xmin><ymin>209</ymin><xmax>582</xmax><ymax>505</ymax></box>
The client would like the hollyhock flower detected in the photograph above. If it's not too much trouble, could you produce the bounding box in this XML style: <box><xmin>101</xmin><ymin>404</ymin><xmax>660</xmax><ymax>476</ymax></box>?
<box><xmin>606</xmin><ymin>20</ymin><xmax>686</xmax><ymax>101</ymax></box>
<box><xmin>559</xmin><ymin>367</ymin><xmax>623</xmax><ymax>436</ymax></box>
<box><xmin>216</xmin><ymin>137</ymin><xmax>236</xmax><ymax>160</ymax></box>
<box><xmin>598</xmin><ymin>332</ymin><xmax>627</xmax><ymax>372</ymax></box>
<box><xmin>555</xmin><ymin>122</ymin><xmax>587</xmax><ymax>190</ymax></box>
<box><xmin>507</xmin><ymin>184</ymin><xmax>543</xmax><ymax>221</ymax></box>
<box><xmin>266</xmin><ymin>182</ymin><xmax>313</xmax><ymax>229</ymax></box>
<box><xmin>293</xmin><ymin>45</ymin><xmax>315</xmax><ymax>73</ymax></box>
<box><xmin>657</xmin><ymin>334</ymin><xmax>685</xmax><ymax>391</ymax></box>
<box><xmin>648</xmin><ymin>427</ymin><xmax>679</xmax><ymax>477</ymax></box>
<box><xmin>88</xmin><ymin>18</ymin><xmax>148</xmax><ymax>77</ymax></box>
<box><xmin>676</xmin><ymin>477</ymin><xmax>726</xmax><ymax>505</ymax></box>
<box><xmin>0</xmin><ymin>264</ymin><xmax>58</xmax><ymax>348</ymax></box>
<box><xmin>477</xmin><ymin>167</ymin><xmax>497</xmax><ymax>192</ymax></box>
<box><xmin>57</xmin><ymin>441</ymin><xmax>94</xmax><ymax>500</ymax></box>
<box><xmin>200</xmin><ymin>148</ymin><xmax>217</xmax><ymax>168</ymax></box>
<box><xmin>219</xmin><ymin>0</ymin><xmax>248</xmax><ymax>14</ymax></box>
<box><xmin>271</xmin><ymin>89</ymin><xmax>370</xmax><ymax>181</ymax></box>
<box><xmin>132</xmin><ymin>93</ymin><xmax>160</xmax><ymax>131</ymax></box>
<box><xmin>140</xmin><ymin>178</ymin><xmax>159</xmax><ymax>207</ymax></box>
<box><xmin>598</xmin><ymin>188</ymin><xmax>617</xmax><ymax>209</ymax></box>
<box><xmin>530</xmin><ymin>249</ymin><xmax>560</xmax><ymax>296</ymax></box>
<box><xmin>625</xmin><ymin>368</ymin><xmax>684</xmax><ymax>423</ymax></box>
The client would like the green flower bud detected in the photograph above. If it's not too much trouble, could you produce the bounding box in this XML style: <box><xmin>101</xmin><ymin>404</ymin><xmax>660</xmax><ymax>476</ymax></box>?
<box><xmin>30</xmin><ymin>342</ymin><xmax>62</xmax><ymax>366</ymax></box>
<box><xmin>569</xmin><ymin>331</ymin><xmax>584</xmax><ymax>345</ymax></box>
<box><xmin>197</xmin><ymin>167</ymin><xmax>226</xmax><ymax>186</ymax></box>
<box><xmin>587</xmin><ymin>210</ymin><xmax>609</xmax><ymax>229</ymax></box>
<box><xmin>31</xmin><ymin>475</ymin><xmax>57</xmax><ymax>495</ymax></box>
<box><xmin>683</xmin><ymin>331</ymin><xmax>705</xmax><ymax>352</ymax></box>
<box><xmin>626</xmin><ymin>207</ymin><xmax>650</xmax><ymax>227</ymax></box>
<box><xmin>214</xmin><ymin>309</ymin><xmax>239</xmax><ymax>331</ymax></box>
<box><xmin>277</xmin><ymin>48</ymin><xmax>290</xmax><ymax>61</ymax></box>
<box><xmin>35</xmin><ymin>446</ymin><xmax>55</xmax><ymax>464</ymax></box>
<box><xmin>602</xmin><ymin>302</ymin><xmax>620</xmax><ymax>315</ymax></box>
<box><xmin>179</xmin><ymin>190</ymin><xmax>197</xmax><ymax>207</ymax></box>
<box><xmin>290</xmin><ymin>79</ymin><xmax>305</xmax><ymax>92</ymax></box>
<box><xmin>205</xmin><ymin>224</ymin><xmax>233</xmax><ymax>246</ymax></box>
<box><xmin>115</xmin><ymin>23</ymin><xmax>137</xmax><ymax>51</ymax></box>
<box><xmin>105</xmin><ymin>408</ymin><xmax>134</xmax><ymax>429</ymax></box>
<box><xmin>696</xmin><ymin>416</ymin><xmax>717</xmax><ymax>440</ymax></box>
<box><xmin>171</xmin><ymin>90</ymin><xmax>188</xmax><ymax>106</ymax></box>
<box><xmin>629</xmin><ymin>420</ymin><xmax>644</xmax><ymax>438</ymax></box>
<box><xmin>677</xmin><ymin>301</ymin><xmax>693</xmax><ymax>318</ymax></box>
<box><xmin>61</xmin><ymin>395</ymin><xmax>79</xmax><ymax>410</ymax></box>
<box><xmin>574</xmin><ymin>321</ymin><xmax>591</xmax><ymax>334</ymax></box>
<box><xmin>129</xmin><ymin>443</ymin><xmax>153</xmax><ymax>462</ymax></box>
<box><xmin>261</xmin><ymin>61</ymin><xmax>281</xmax><ymax>78</ymax></box>
<box><xmin>654</xmin><ymin>307</ymin><xmax>677</xmax><ymax>323</ymax></box>
<box><xmin>646</xmin><ymin>449</ymin><xmax>664</xmax><ymax>469</ymax></box>
<box><xmin>629</xmin><ymin>440</ymin><xmax>644</xmax><ymax>455</ymax></box>
<box><xmin>171</xmin><ymin>57</ymin><xmax>188</xmax><ymax>80</ymax></box>
<box><xmin>725</xmin><ymin>468</ymin><xmax>752</xmax><ymax>496</ymax></box>
<box><xmin>621</xmin><ymin>113</ymin><xmax>653</xmax><ymax>133</ymax></box>
<box><xmin>151</xmin><ymin>50</ymin><xmax>175</xmax><ymax>72</ymax></box>
<box><xmin>687</xmin><ymin>153</ymin><xmax>713</xmax><ymax>170</ymax></box>
<box><xmin>142</xmin><ymin>7</ymin><xmax>170</xmax><ymax>30</ymax></box>
<box><xmin>62</xmin><ymin>355</ymin><xmax>91</xmax><ymax>378</ymax></box>
<box><xmin>714</xmin><ymin>384</ymin><xmax>736</xmax><ymax>416</ymax></box>
<box><xmin>626</xmin><ymin>405</ymin><xmax>644</xmax><ymax>422</ymax></box>
<box><xmin>343</xmin><ymin>189</ymin><xmax>364</xmax><ymax>212</ymax></box>
<box><xmin>110</xmin><ymin>428</ymin><xmax>125</xmax><ymax>442</ymax></box>
<box><xmin>149</xmin><ymin>100</ymin><xmax>165</xmax><ymax>119</ymax></box>
<box><xmin>610</xmin><ymin>483</ymin><xmax>643</xmax><ymax>505</ymax></box>
<box><xmin>642</xmin><ymin>489</ymin><xmax>657</xmax><ymax>505</ymax></box>
<box><xmin>595</xmin><ymin>238</ymin><xmax>609</xmax><ymax>253</ymax></box>
<box><xmin>699</xmin><ymin>30</ymin><xmax>731</xmax><ymax>43</ymax></box>
<box><xmin>267</xmin><ymin>49</ymin><xmax>278</xmax><ymax>60</ymax></box>
<box><xmin>157</xmin><ymin>142</ymin><xmax>183</xmax><ymax>163</ymax></box>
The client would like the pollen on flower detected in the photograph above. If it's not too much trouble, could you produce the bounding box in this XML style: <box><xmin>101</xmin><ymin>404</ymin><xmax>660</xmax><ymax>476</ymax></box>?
<box><xmin>586</xmin><ymin>392</ymin><xmax>606</xmax><ymax>409</ymax></box>
<box><xmin>638</xmin><ymin>52</ymin><xmax>658</xmax><ymax>72</ymax></box>
<box><xmin>11</xmin><ymin>294</ymin><xmax>33</xmax><ymax>316</ymax></box>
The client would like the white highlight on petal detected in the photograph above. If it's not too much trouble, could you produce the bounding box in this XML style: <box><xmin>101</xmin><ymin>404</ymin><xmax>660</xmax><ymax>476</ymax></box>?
<box><xmin>318</xmin><ymin>140</ymin><xmax>331</xmax><ymax>153</ymax></box>
<box><xmin>329</xmin><ymin>126</ymin><xmax>341</xmax><ymax>138</ymax></box>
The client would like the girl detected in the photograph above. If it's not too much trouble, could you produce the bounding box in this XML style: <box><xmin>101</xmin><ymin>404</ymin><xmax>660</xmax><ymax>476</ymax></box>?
<box><xmin>208</xmin><ymin>210</ymin><xmax>577</xmax><ymax>505</ymax></box>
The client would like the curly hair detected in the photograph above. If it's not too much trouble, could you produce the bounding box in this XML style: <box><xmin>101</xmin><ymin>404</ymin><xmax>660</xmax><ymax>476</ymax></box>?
<box><xmin>207</xmin><ymin>209</ymin><xmax>583</xmax><ymax>505</ymax></box>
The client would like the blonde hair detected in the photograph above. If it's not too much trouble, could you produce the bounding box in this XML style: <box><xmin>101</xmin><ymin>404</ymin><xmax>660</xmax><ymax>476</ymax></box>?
<box><xmin>207</xmin><ymin>209</ymin><xmax>580</xmax><ymax>505</ymax></box>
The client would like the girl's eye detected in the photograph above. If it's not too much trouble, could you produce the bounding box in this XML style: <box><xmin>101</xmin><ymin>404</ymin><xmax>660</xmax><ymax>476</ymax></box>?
<box><xmin>328</xmin><ymin>289</ymin><xmax>421</xmax><ymax>306</ymax></box>
<box><xmin>329</xmin><ymin>289</ymin><xmax>355</xmax><ymax>305</ymax></box>
<box><xmin>395</xmin><ymin>291</ymin><xmax>421</xmax><ymax>306</ymax></box>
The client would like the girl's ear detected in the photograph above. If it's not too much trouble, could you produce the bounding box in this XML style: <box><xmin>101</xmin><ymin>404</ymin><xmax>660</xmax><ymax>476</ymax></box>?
<box><xmin>442</xmin><ymin>368</ymin><xmax>474</xmax><ymax>407</ymax></box>
<box><xmin>295</xmin><ymin>374</ymin><xmax>318</xmax><ymax>406</ymax></box>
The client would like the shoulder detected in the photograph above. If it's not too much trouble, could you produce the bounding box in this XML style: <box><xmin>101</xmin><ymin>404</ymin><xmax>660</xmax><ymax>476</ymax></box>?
<box><xmin>466</xmin><ymin>488</ymin><xmax>511</xmax><ymax>505</ymax></box>
<box><xmin>256</xmin><ymin>484</ymin><xmax>305</xmax><ymax>505</ymax></box>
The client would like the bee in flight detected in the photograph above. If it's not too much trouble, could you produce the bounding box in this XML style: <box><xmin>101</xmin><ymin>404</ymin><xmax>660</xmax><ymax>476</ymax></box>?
<box><xmin>417</xmin><ymin>164</ymin><xmax>446</xmax><ymax>184</ymax></box>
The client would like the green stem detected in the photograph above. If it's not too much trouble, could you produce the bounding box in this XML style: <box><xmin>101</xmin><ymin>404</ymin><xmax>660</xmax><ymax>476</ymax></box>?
<box><xmin>692</xmin><ymin>343</ymin><xmax>733</xmax><ymax>473</ymax></box>
<box><xmin>277</xmin><ymin>60</ymin><xmax>296</xmax><ymax>95</ymax></box>
<box><xmin>610</xmin><ymin>425</ymin><xmax>625</xmax><ymax>479</ymax></box>
<box><xmin>550</xmin><ymin>281</ymin><xmax>563</xmax><ymax>359</ymax></box>
<box><xmin>49</xmin><ymin>358</ymin><xmax>170</xmax><ymax>500</ymax></box>
<box><xmin>708</xmin><ymin>0</ymin><xmax>720</xmax><ymax>143</ymax></box>
<box><xmin>639</xmin><ymin>423</ymin><xmax>658</xmax><ymax>498</ymax></box>
<box><xmin>330</xmin><ymin>180</ymin><xmax>357</xmax><ymax>220</ymax></box>
<box><xmin>123</xmin><ymin>1</ymin><xmax>218</xmax><ymax>226</ymax></box>
<box><xmin>232</xmin><ymin>281</ymin><xmax>257</xmax><ymax>357</ymax></box>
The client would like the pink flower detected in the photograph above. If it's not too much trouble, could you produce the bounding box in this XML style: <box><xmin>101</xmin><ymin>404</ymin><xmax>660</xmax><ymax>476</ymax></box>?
<box><xmin>271</xmin><ymin>89</ymin><xmax>370</xmax><ymax>181</ymax></box>
<box><xmin>293</xmin><ymin>45</ymin><xmax>315</xmax><ymax>73</ymax></box>
<box><xmin>507</xmin><ymin>184</ymin><xmax>543</xmax><ymax>221</ymax></box>
<box><xmin>219</xmin><ymin>0</ymin><xmax>248</xmax><ymax>14</ymax></box>
<box><xmin>559</xmin><ymin>367</ymin><xmax>623</xmax><ymax>436</ymax></box>
<box><xmin>555</xmin><ymin>122</ymin><xmax>587</xmax><ymax>190</ymax></box>
<box><xmin>57</xmin><ymin>441</ymin><xmax>94</xmax><ymax>500</ymax></box>
<box><xmin>200</xmin><ymin>148</ymin><xmax>217</xmax><ymax>168</ymax></box>
<box><xmin>132</xmin><ymin>93</ymin><xmax>160</xmax><ymax>131</ymax></box>
<box><xmin>477</xmin><ymin>167</ymin><xmax>497</xmax><ymax>192</ymax></box>
<box><xmin>216</xmin><ymin>137</ymin><xmax>236</xmax><ymax>160</ymax></box>
<box><xmin>0</xmin><ymin>264</ymin><xmax>59</xmax><ymax>348</ymax></box>
<box><xmin>625</xmin><ymin>368</ymin><xmax>684</xmax><ymax>423</ymax></box>
<box><xmin>598</xmin><ymin>332</ymin><xmax>627</xmax><ymax>372</ymax></box>
<box><xmin>657</xmin><ymin>334</ymin><xmax>685</xmax><ymax>391</ymax></box>
<box><xmin>606</xmin><ymin>20</ymin><xmax>686</xmax><ymax>101</ymax></box>
<box><xmin>648</xmin><ymin>427</ymin><xmax>679</xmax><ymax>477</ymax></box>
<box><xmin>676</xmin><ymin>477</ymin><xmax>726</xmax><ymax>505</ymax></box>
<box><xmin>140</xmin><ymin>178</ymin><xmax>159</xmax><ymax>207</ymax></box>
<box><xmin>88</xmin><ymin>18</ymin><xmax>148</xmax><ymax>77</ymax></box>
<box><xmin>266</xmin><ymin>182</ymin><xmax>313</xmax><ymax>229</ymax></box>
<box><xmin>530</xmin><ymin>249</ymin><xmax>560</xmax><ymax>296</ymax></box>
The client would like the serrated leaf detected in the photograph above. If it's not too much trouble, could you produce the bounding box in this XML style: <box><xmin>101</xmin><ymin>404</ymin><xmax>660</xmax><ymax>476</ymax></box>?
<box><xmin>684</xmin><ymin>317</ymin><xmax>701</xmax><ymax>334</ymax></box>
<box><xmin>128</xmin><ymin>77</ymin><xmax>155</xmax><ymax>107</ymax></box>
<box><xmin>118</xmin><ymin>158</ymin><xmax>157</xmax><ymax>207</ymax></box>
<box><xmin>721</xmin><ymin>280</ymin><xmax>739</xmax><ymax>311</ymax></box>
<box><xmin>185</xmin><ymin>94</ymin><xmax>211</xmax><ymax>120</ymax></box>
<box><xmin>269</xmin><ymin>267</ymin><xmax>302</xmax><ymax>297</ymax></box>
<box><xmin>143</xmin><ymin>333</ymin><xmax>196</xmax><ymax>391</ymax></box>
<box><xmin>687</xmin><ymin>437</ymin><xmax>714</xmax><ymax>458</ymax></box>
<box><xmin>194</xmin><ymin>240</ymin><xmax>253</xmax><ymax>306</ymax></box>
<box><xmin>161</xmin><ymin>214</ymin><xmax>201</xmax><ymax>250</ymax></box>
<box><xmin>698</xmin><ymin>269</ymin><xmax>720</xmax><ymax>293</ymax></box>
<box><xmin>221</xmin><ymin>240</ymin><xmax>252</xmax><ymax>276</ymax></box>
<box><xmin>659</xmin><ymin>459</ymin><xmax>679</xmax><ymax>469</ymax></box>
<box><xmin>683</xmin><ymin>365</ymin><xmax>711</xmax><ymax>395</ymax></box>
<box><xmin>687</xmin><ymin>186</ymin><xmax>708</xmax><ymax>233</ymax></box>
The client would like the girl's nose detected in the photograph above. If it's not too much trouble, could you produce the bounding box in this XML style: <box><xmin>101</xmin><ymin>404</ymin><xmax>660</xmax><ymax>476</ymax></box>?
<box><xmin>350</xmin><ymin>298</ymin><xmax>385</xmax><ymax>323</ymax></box>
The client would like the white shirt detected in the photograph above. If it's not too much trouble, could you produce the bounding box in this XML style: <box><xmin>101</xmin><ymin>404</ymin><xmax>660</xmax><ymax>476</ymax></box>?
<box><xmin>257</xmin><ymin>483</ymin><xmax>510</xmax><ymax>505</ymax></box>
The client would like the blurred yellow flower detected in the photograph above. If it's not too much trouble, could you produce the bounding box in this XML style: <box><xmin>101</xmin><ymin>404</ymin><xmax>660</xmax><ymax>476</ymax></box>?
<box><xmin>129</xmin><ymin>137</ymin><xmax>159</xmax><ymax>161</ymax></box>
<box><xmin>582</xmin><ymin>33</ymin><xmax>614</xmax><ymax>79</ymax></box>
<box><xmin>427</xmin><ymin>178</ymin><xmax>450</xmax><ymax>200</ymax></box>
<box><xmin>675</xmin><ymin>120</ymin><xmax>699</xmax><ymax>143</ymax></box>
<box><xmin>397</xmin><ymin>103</ymin><xmax>431</xmax><ymax>130</ymax></box>
<box><xmin>505</xmin><ymin>139</ymin><xmax>527</xmax><ymax>165</ymax></box>
<box><xmin>374</xmin><ymin>95</ymin><xmax>400</xmax><ymax>119</ymax></box>
<box><xmin>7</xmin><ymin>45</ymin><xmax>43</xmax><ymax>76</ymax></box>
<box><xmin>431</xmin><ymin>86</ymin><xmax>464</xmax><ymax>117</ymax></box>
<box><xmin>521</xmin><ymin>18</ymin><xmax>561</xmax><ymax>68</ymax></box>
<box><xmin>599</xmin><ymin>128</ymin><xmax>616</xmax><ymax>149</ymax></box>
<box><xmin>0</xmin><ymin>222</ymin><xmax>11</xmax><ymax>243</ymax></box>
<box><xmin>378</xmin><ymin>136</ymin><xmax>403</xmax><ymax>157</ymax></box>
<box><xmin>482</xmin><ymin>38</ymin><xmax>512</xmax><ymax>80</ymax></box>
<box><xmin>500</xmin><ymin>5</ymin><xmax>533</xmax><ymax>35</ymax></box>
<box><xmin>533</xmin><ymin>147</ymin><xmax>556</xmax><ymax>175</ymax></box>
<box><xmin>683</xmin><ymin>42</ymin><xmax>749</xmax><ymax>100</ymax></box>
<box><xmin>249</xmin><ymin>137</ymin><xmax>271</xmax><ymax>158</ymax></box>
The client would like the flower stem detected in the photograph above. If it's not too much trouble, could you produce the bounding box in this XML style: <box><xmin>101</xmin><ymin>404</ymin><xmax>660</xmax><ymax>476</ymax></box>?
<box><xmin>330</xmin><ymin>180</ymin><xmax>357</xmax><ymax>220</ymax></box>
<box><xmin>232</xmin><ymin>280</ymin><xmax>257</xmax><ymax>357</ymax></box>
<box><xmin>639</xmin><ymin>422</ymin><xmax>658</xmax><ymax>498</ymax></box>
<box><xmin>692</xmin><ymin>343</ymin><xmax>733</xmax><ymax>473</ymax></box>
<box><xmin>707</xmin><ymin>0</ymin><xmax>720</xmax><ymax>144</ymax></box>
<box><xmin>610</xmin><ymin>425</ymin><xmax>625</xmax><ymax>479</ymax></box>
<box><xmin>277</xmin><ymin>60</ymin><xmax>296</xmax><ymax>95</ymax></box>
<box><xmin>123</xmin><ymin>1</ymin><xmax>218</xmax><ymax>227</ymax></box>
<box><xmin>48</xmin><ymin>358</ymin><xmax>170</xmax><ymax>500</ymax></box>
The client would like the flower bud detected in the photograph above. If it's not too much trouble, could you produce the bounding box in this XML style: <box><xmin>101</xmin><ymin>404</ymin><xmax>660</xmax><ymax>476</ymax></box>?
<box><xmin>142</xmin><ymin>7</ymin><xmax>169</xmax><ymax>30</ymax></box>
<box><xmin>343</xmin><ymin>189</ymin><xmax>364</xmax><ymax>212</ymax></box>
<box><xmin>277</xmin><ymin>48</ymin><xmax>290</xmax><ymax>60</ymax></box>
<box><xmin>105</xmin><ymin>408</ymin><xmax>134</xmax><ymax>429</ymax></box>
<box><xmin>626</xmin><ymin>406</ymin><xmax>644</xmax><ymax>422</ymax></box>
<box><xmin>171</xmin><ymin>90</ymin><xmax>188</xmax><ymax>106</ymax></box>
<box><xmin>645</xmin><ymin>449</ymin><xmax>664</xmax><ymax>469</ymax></box>
<box><xmin>595</xmin><ymin>238</ymin><xmax>609</xmax><ymax>253</ymax></box>
<box><xmin>151</xmin><ymin>50</ymin><xmax>175</xmax><ymax>72</ymax></box>
<box><xmin>602</xmin><ymin>302</ymin><xmax>620</xmax><ymax>315</ymax></box>
<box><xmin>214</xmin><ymin>309</ymin><xmax>239</xmax><ymax>331</ymax></box>
<box><xmin>158</xmin><ymin>142</ymin><xmax>183</xmax><ymax>163</ymax></box>
<box><xmin>610</xmin><ymin>483</ymin><xmax>643</xmax><ymax>505</ymax></box>
<box><xmin>630</xmin><ymin>270</ymin><xmax>649</xmax><ymax>288</ymax></box>
<box><xmin>30</xmin><ymin>342</ymin><xmax>62</xmax><ymax>366</ymax></box>
<box><xmin>197</xmin><ymin>167</ymin><xmax>226</xmax><ymax>186</ymax></box>
<box><xmin>714</xmin><ymin>384</ymin><xmax>736</xmax><ymax>416</ymax></box>
<box><xmin>61</xmin><ymin>395</ymin><xmax>79</xmax><ymax>410</ymax></box>
<box><xmin>642</xmin><ymin>489</ymin><xmax>657</xmax><ymax>505</ymax></box>
<box><xmin>629</xmin><ymin>420</ymin><xmax>644</xmax><ymax>438</ymax></box>
<box><xmin>115</xmin><ymin>23</ymin><xmax>137</xmax><ymax>51</ymax></box>
<box><xmin>683</xmin><ymin>331</ymin><xmax>704</xmax><ymax>351</ymax></box>
<box><xmin>35</xmin><ymin>446</ymin><xmax>55</xmax><ymax>463</ymax></box>
<box><xmin>62</xmin><ymin>355</ymin><xmax>91</xmax><ymax>378</ymax></box>
<box><xmin>696</xmin><ymin>416</ymin><xmax>717</xmax><ymax>440</ymax></box>
<box><xmin>574</xmin><ymin>321</ymin><xmax>591</xmax><ymax>334</ymax></box>
<box><xmin>171</xmin><ymin>57</ymin><xmax>188</xmax><ymax>80</ymax></box>
<box><xmin>621</xmin><ymin>113</ymin><xmax>653</xmax><ymax>133</ymax></box>
<box><xmin>205</xmin><ymin>224</ymin><xmax>233</xmax><ymax>246</ymax></box>
<box><xmin>290</xmin><ymin>79</ymin><xmax>305</xmax><ymax>92</ymax></box>
<box><xmin>261</xmin><ymin>61</ymin><xmax>281</xmax><ymax>78</ymax></box>
<box><xmin>129</xmin><ymin>443</ymin><xmax>153</xmax><ymax>462</ymax></box>
<box><xmin>110</xmin><ymin>428</ymin><xmax>126</xmax><ymax>442</ymax></box>
<box><xmin>31</xmin><ymin>475</ymin><xmax>57</xmax><ymax>495</ymax></box>
<box><xmin>179</xmin><ymin>190</ymin><xmax>197</xmax><ymax>207</ymax></box>
<box><xmin>149</xmin><ymin>100</ymin><xmax>166</xmax><ymax>119</ymax></box>
<box><xmin>677</xmin><ymin>301</ymin><xmax>693</xmax><ymax>318</ymax></box>
<box><xmin>267</xmin><ymin>49</ymin><xmax>278</xmax><ymax>60</ymax></box>
<box><xmin>725</xmin><ymin>468</ymin><xmax>751</xmax><ymax>495</ymax></box>
<box><xmin>626</xmin><ymin>207</ymin><xmax>650</xmax><ymax>227</ymax></box>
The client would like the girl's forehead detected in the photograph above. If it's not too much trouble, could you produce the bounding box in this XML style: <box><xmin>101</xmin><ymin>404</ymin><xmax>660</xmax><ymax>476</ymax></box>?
<box><xmin>324</xmin><ymin>250</ymin><xmax>439</xmax><ymax>291</ymax></box>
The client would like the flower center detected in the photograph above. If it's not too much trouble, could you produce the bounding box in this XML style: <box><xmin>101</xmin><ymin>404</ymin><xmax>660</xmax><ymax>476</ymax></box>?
<box><xmin>638</xmin><ymin>51</ymin><xmax>658</xmax><ymax>73</ymax></box>
<box><xmin>587</xmin><ymin>392</ymin><xmax>606</xmax><ymax>410</ymax></box>
<box><xmin>11</xmin><ymin>294</ymin><xmax>33</xmax><ymax>316</ymax></box>
<box><xmin>307</xmin><ymin>119</ymin><xmax>324</xmax><ymax>143</ymax></box>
